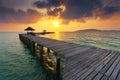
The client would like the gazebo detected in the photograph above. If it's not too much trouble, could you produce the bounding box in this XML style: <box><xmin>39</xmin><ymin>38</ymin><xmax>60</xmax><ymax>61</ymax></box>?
<box><xmin>24</xmin><ymin>27</ymin><xmax>35</xmax><ymax>34</ymax></box>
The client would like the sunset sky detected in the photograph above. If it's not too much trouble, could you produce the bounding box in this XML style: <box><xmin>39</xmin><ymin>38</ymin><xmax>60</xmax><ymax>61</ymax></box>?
<box><xmin>0</xmin><ymin>0</ymin><xmax>120</xmax><ymax>32</ymax></box>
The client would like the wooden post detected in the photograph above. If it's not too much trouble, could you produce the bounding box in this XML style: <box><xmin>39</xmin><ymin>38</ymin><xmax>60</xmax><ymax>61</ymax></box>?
<box><xmin>39</xmin><ymin>45</ymin><xmax>44</xmax><ymax>62</ymax></box>
<box><xmin>33</xmin><ymin>42</ymin><xmax>36</xmax><ymax>54</ymax></box>
<box><xmin>31</xmin><ymin>42</ymin><xmax>35</xmax><ymax>54</ymax></box>
<box><xmin>30</xmin><ymin>41</ymin><xmax>32</xmax><ymax>51</ymax></box>
<box><xmin>27</xmin><ymin>39</ymin><xmax>30</xmax><ymax>49</ymax></box>
<box><xmin>47</xmin><ymin>48</ymin><xmax>50</xmax><ymax>56</ymax></box>
<box><xmin>56</xmin><ymin>57</ymin><xmax>61</xmax><ymax>78</ymax></box>
<box><xmin>30</xmin><ymin>41</ymin><xmax>33</xmax><ymax>51</ymax></box>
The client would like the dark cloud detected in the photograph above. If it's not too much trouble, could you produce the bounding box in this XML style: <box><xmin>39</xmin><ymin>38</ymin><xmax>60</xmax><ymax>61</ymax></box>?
<box><xmin>102</xmin><ymin>6</ymin><xmax>120</xmax><ymax>15</ymax></box>
<box><xmin>60</xmin><ymin>0</ymin><xmax>120</xmax><ymax>20</ymax></box>
<box><xmin>61</xmin><ymin>0</ymin><xmax>100</xmax><ymax>19</ymax></box>
<box><xmin>47</xmin><ymin>8</ymin><xmax>62</xmax><ymax>16</ymax></box>
<box><xmin>0</xmin><ymin>1</ymin><xmax>2</xmax><ymax>5</ymax></box>
<box><xmin>104</xmin><ymin>0</ymin><xmax>120</xmax><ymax>7</ymax></box>
<box><xmin>33</xmin><ymin>0</ymin><xmax>62</xmax><ymax>8</ymax></box>
<box><xmin>0</xmin><ymin>5</ymin><xmax>41</xmax><ymax>23</ymax></box>
<box><xmin>0</xmin><ymin>0</ymin><xmax>35</xmax><ymax>10</ymax></box>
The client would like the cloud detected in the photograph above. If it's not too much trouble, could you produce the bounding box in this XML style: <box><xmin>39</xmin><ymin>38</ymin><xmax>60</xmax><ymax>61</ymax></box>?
<box><xmin>103</xmin><ymin>0</ymin><xmax>120</xmax><ymax>7</ymax></box>
<box><xmin>0</xmin><ymin>0</ymin><xmax>35</xmax><ymax>10</ymax></box>
<box><xmin>33</xmin><ymin>0</ymin><xmax>62</xmax><ymax>8</ymax></box>
<box><xmin>61</xmin><ymin>0</ymin><xmax>120</xmax><ymax>20</ymax></box>
<box><xmin>102</xmin><ymin>6</ymin><xmax>120</xmax><ymax>16</ymax></box>
<box><xmin>47</xmin><ymin>8</ymin><xmax>62</xmax><ymax>16</ymax></box>
<box><xmin>34</xmin><ymin>0</ymin><xmax>120</xmax><ymax>22</ymax></box>
<box><xmin>61</xmin><ymin>0</ymin><xmax>102</xmax><ymax>19</ymax></box>
<box><xmin>0</xmin><ymin>5</ymin><xmax>41</xmax><ymax>23</ymax></box>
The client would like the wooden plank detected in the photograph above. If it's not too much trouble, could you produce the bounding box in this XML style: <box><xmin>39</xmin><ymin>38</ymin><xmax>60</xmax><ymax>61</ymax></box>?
<box><xmin>109</xmin><ymin>57</ymin><xmax>120</xmax><ymax>80</ymax></box>
<box><xmin>63</xmin><ymin>49</ymin><xmax>109</xmax><ymax>80</ymax></box>
<box><xmin>116</xmin><ymin>71</ymin><xmax>120</xmax><ymax>80</ymax></box>
<box><xmin>100</xmin><ymin>53</ymin><xmax>120</xmax><ymax>80</ymax></box>
<box><xmin>64</xmin><ymin>46</ymin><xmax>92</xmax><ymax>57</ymax></box>
<box><xmin>54</xmin><ymin>45</ymin><xmax>79</xmax><ymax>53</ymax></box>
<box><xmin>46</xmin><ymin>43</ymin><xmax>79</xmax><ymax>51</ymax></box>
<box><xmin>58</xmin><ymin>46</ymin><xmax>88</xmax><ymax>58</ymax></box>
<box><xmin>93</xmin><ymin>52</ymin><xmax>119</xmax><ymax>80</ymax></box>
<box><xmin>74</xmin><ymin>51</ymin><xmax>116</xmax><ymax>80</ymax></box>
<box><xmin>84</xmin><ymin>52</ymin><xmax>118</xmax><ymax>80</ymax></box>
<box><xmin>64</xmin><ymin>48</ymin><xmax>105</xmax><ymax>71</ymax></box>
<box><xmin>63</xmin><ymin>47</ymin><xmax>98</xmax><ymax>73</ymax></box>
<box><xmin>64</xmin><ymin>50</ymin><xmax>110</xmax><ymax>80</ymax></box>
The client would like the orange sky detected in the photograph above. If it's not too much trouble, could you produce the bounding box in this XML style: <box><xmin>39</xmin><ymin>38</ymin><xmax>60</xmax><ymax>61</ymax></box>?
<box><xmin>0</xmin><ymin>13</ymin><xmax>120</xmax><ymax>32</ymax></box>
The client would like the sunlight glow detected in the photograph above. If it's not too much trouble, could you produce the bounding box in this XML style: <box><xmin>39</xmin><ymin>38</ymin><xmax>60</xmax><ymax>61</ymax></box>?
<box><xmin>53</xmin><ymin>21</ymin><xmax>59</xmax><ymax>28</ymax></box>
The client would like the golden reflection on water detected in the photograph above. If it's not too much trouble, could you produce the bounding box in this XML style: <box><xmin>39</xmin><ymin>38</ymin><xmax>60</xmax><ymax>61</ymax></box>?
<box><xmin>54</xmin><ymin>31</ymin><xmax>61</xmax><ymax>40</ymax></box>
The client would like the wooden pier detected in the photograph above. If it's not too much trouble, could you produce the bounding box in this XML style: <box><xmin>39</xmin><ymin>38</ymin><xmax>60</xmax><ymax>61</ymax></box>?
<box><xmin>19</xmin><ymin>34</ymin><xmax>120</xmax><ymax>80</ymax></box>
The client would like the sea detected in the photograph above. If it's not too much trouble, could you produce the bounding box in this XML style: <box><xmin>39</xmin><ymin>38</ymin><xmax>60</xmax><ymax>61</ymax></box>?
<box><xmin>0</xmin><ymin>31</ymin><xmax>120</xmax><ymax>80</ymax></box>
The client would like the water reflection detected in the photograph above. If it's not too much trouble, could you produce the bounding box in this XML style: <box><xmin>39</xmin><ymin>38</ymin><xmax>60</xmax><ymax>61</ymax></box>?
<box><xmin>55</xmin><ymin>31</ymin><xmax>60</xmax><ymax>40</ymax></box>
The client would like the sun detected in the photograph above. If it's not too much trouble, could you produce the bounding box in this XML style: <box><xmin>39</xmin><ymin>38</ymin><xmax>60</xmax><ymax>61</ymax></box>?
<box><xmin>53</xmin><ymin>21</ymin><xmax>59</xmax><ymax>28</ymax></box>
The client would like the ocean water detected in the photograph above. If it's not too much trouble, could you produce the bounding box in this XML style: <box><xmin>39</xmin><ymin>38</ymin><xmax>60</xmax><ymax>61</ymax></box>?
<box><xmin>0</xmin><ymin>33</ymin><xmax>56</xmax><ymax>80</ymax></box>
<box><xmin>41</xmin><ymin>31</ymin><xmax>120</xmax><ymax>51</ymax></box>
<box><xmin>0</xmin><ymin>31</ymin><xmax>120</xmax><ymax>80</ymax></box>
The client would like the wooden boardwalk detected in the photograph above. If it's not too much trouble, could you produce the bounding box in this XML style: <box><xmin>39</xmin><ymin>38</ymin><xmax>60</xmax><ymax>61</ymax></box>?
<box><xmin>19</xmin><ymin>34</ymin><xmax>120</xmax><ymax>80</ymax></box>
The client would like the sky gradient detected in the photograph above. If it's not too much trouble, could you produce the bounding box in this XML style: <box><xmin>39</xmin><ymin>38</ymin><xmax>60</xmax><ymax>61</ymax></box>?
<box><xmin>0</xmin><ymin>0</ymin><xmax>120</xmax><ymax>32</ymax></box>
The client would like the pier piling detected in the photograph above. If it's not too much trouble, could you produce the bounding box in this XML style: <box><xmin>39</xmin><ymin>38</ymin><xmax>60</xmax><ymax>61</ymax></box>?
<box><xmin>39</xmin><ymin>45</ymin><xmax>44</xmax><ymax>61</ymax></box>
<box><xmin>56</xmin><ymin>57</ymin><xmax>61</xmax><ymax>78</ymax></box>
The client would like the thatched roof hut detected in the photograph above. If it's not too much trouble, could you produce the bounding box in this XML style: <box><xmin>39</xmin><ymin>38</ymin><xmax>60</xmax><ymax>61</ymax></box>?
<box><xmin>24</xmin><ymin>27</ymin><xmax>35</xmax><ymax>31</ymax></box>
<box><xmin>24</xmin><ymin>27</ymin><xmax>35</xmax><ymax>35</ymax></box>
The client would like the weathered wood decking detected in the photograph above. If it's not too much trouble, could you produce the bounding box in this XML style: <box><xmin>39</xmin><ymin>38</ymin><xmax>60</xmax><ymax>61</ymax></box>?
<box><xmin>19</xmin><ymin>34</ymin><xmax>120</xmax><ymax>80</ymax></box>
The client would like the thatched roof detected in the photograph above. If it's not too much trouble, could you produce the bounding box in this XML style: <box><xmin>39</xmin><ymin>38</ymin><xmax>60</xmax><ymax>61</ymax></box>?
<box><xmin>24</xmin><ymin>27</ymin><xmax>35</xmax><ymax>31</ymax></box>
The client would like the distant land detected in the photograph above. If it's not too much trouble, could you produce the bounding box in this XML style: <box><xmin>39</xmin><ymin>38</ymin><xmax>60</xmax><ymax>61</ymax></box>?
<box><xmin>75</xmin><ymin>29</ymin><xmax>120</xmax><ymax>32</ymax></box>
